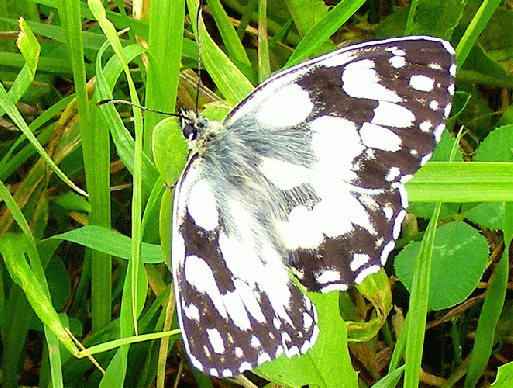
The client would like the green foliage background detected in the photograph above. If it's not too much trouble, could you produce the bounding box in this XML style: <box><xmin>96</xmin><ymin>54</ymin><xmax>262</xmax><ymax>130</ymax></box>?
<box><xmin>1</xmin><ymin>0</ymin><xmax>513</xmax><ymax>387</ymax></box>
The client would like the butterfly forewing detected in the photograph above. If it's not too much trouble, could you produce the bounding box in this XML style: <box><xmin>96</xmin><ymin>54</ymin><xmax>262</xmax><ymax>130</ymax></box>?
<box><xmin>172</xmin><ymin>36</ymin><xmax>455</xmax><ymax>376</ymax></box>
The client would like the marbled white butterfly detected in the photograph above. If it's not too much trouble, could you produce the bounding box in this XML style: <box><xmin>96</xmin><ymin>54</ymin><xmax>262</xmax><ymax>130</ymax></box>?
<box><xmin>171</xmin><ymin>35</ymin><xmax>456</xmax><ymax>377</ymax></box>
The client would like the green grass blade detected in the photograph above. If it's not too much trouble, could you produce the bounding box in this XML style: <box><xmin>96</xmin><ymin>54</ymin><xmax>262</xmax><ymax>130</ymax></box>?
<box><xmin>403</xmin><ymin>203</ymin><xmax>440</xmax><ymax>388</ymax></box>
<box><xmin>59</xmin><ymin>0</ymin><xmax>113</xmax><ymax>332</ymax></box>
<box><xmin>186</xmin><ymin>0</ymin><xmax>253</xmax><ymax>104</ymax></box>
<box><xmin>455</xmin><ymin>0</ymin><xmax>502</xmax><ymax>66</ymax></box>
<box><xmin>285</xmin><ymin>0</ymin><xmax>366</xmax><ymax>67</ymax></box>
<box><xmin>463</xmin><ymin>200</ymin><xmax>511</xmax><ymax>387</ymax></box>
<box><xmin>407</xmin><ymin>162</ymin><xmax>513</xmax><ymax>202</ymax></box>
<box><xmin>88</xmin><ymin>0</ymin><xmax>147</xmax><ymax>384</ymax></box>
<box><xmin>257</xmin><ymin>0</ymin><xmax>270</xmax><ymax>82</ymax></box>
<box><xmin>207</xmin><ymin>0</ymin><xmax>251</xmax><ymax>67</ymax></box>
<box><xmin>0</xmin><ymin>232</ymin><xmax>78</xmax><ymax>356</ymax></box>
<box><xmin>144</xmin><ymin>0</ymin><xmax>184</xmax><ymax>154</ymax></box>
<box><xmin>0</xmin><ymin>55</ymin><xmax>85</xmax><ymax>197</ymax></box>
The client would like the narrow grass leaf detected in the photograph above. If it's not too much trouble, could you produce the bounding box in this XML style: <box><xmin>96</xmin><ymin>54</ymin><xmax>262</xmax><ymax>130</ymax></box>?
<box><xmin>403</xmin><ymin>203</ymin><xmax>440</xmax><ymax>388</ymax></box>
<box><xmin>455</xmin><ymin>0</ymin><xmax>503</xmax><ymax>66</ymax></box>
<box><xmin>186</xmin><ymin>0</ymin><xmax>253</xmax><ymax>104</ymax></box>
<box><xmin>207</xmin><ymin>0</ymin><xmax>251</xmax><ymax>67</ymax></box>
<box><xmin>463</xmin><ymin>251</ymin><xmax>508</xmax><ymax>387</ymax></box>
<box><xmin>407</xmin><ymin>162</ymin><xmax>513</xmax><ymax>202</ymax></box>
<box><xmin>50</xmin><ymin>226</ymin><xmax>162</xmax><ymax>264</ymax></box>
<box><xmin>285</xmin><ymin>0</ymin><xmax>366</xmax><ymax>67</ymax></box>
<box><xmin>0</xmin><ymin>233</ymin><xmax>78</xmax><ymax>356</ymax></box>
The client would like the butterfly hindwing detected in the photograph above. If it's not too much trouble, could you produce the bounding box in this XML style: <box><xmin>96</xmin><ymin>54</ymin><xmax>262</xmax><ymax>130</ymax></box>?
<box><xmin>172</xmin><ymin>36</ymin><xmax>456</xmax><ymax>376</ymax></box>
<box><xmin>172</xmin><ymin>156</ymin><xmax>318</xmax><ymax>377</ymax></box>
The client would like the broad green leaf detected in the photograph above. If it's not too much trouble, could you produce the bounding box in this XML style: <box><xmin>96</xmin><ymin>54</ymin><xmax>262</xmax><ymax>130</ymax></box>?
<box><xmin>395</xmin><ymin>221</ymin><xmax>489</xmax><ymax>310</ymax></box>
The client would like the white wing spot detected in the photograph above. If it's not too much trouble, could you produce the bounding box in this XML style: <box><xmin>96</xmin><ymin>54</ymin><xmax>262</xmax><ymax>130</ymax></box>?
<box><xmin>420</xmin><ymin>120</ymin><xmax>432</xmax><ymax>132</ymax></box>
<box><xmin>207</xmin><ymin>328</ymin><xmax>225</xmax><ymax>354</ymax></box>
<box><xmin>232</xmin><ymin>279</ymin><xmax>266</xmax><ymax>323</ymax></box>
<box><xmin>381</xmin><ymin>241</ymin><xmax>396</xmax><ymax>265</ymax></box>
<box><xmin>448</xmin><ymin>84</ymin><xmax>455</xmax><ymax>95</ymax></box>
<box><xmin>281</xmin><ymin>331</ymin><xmax>292</xmax><ymax>343</ymax></box>
<box><xmin>385</xmin><ymin>46</ymin><xmax>406</xmax><ymax>56</ymax></box>
<box><xmin>390</xmin><ymin>55</ymin><xmax>406</xmax><ymax>68</ymax></box>
<box><xmin>301</xmin><ymin>339</ymin><xmax>312</xmax><ymax>353</ymax></box>
<box><xmin>287</xmin><ymin>205</ymin><xmax>324</xmax><ymax>249</ymax></box>
<box><xmin>221</xmin><ymin>290</ymin><xmax>252</xmax><ymax>330</ymax></box>
<box><xmin>400</xmin><ymin>173</ymin><xmax>413</xmax><ymax>183</ymax></box>
<box><xmin>444</xmin><ymin>103</ymin><xmax>452</xmax><ymax>118</ymax></box>
<box><xmin>395</xmin><ymin>183</ymin><xmax>409</xmax><ymax>208</ymax></box>
<box><xmin>354</xmin><ymin>265</ymin><xmax>381</xmax><ymax>284</ymax></box>
<box><xmin>218</xmin><ymin>233</ymin><xmax>288</xmax><ymax>325</ymax></box>
<box><xmin>383</xmin><ymin>204</ymin><xmax>394</xmax><ymax>220</ymax></box>
<box><xmin>258</xmin><ymin>352</ymin><xmax>272</xmax><ymax>365</ymax></box>
<box><xmin>449</xmin><ymin>63</ymin><xmax>457</xmax><ymax>76</ymax></box>
<box><xmin>251</xmin><ymin>336</ymin><xmax>262</xmax><ymax>348</ymax></box>
<box><xmin>434</xmin><ymin>123</ymin><xmax>446</xmax><ymax>141</ymax></box>
<box><xmin>286</xmin><ymin>345</ymin><xmax>300</xmax><ymax>357</ymax></box>
<box><xmin>375</xmin><ymin>237</ymin><xmax>384</xmax><ymax>249</ymax></box>
<box><xmin>420</xmin><ymin>153</ymin><xmax>433</xmax><ymax>166</ymax></box>
<box><xmin>316</xmin><ymin>269</ymin><xmax>342</xmax><ymax>285</ymax></box>
<box><xmin>372</xmin><ymin>101</ymin><xmax>415</xmax><ymax>128</ymax></box>
<box><xmin>310</xmin><ymin>181</ymin><xmax>376</xmax><ymax>237</ymax></box>
<box><xmin>360</xmin><ymin>123</ymin><xmax>402</xmax><ymax>152</ymax></box>
<box><xmin>222</xmin><ymin>369</ymin><xmax>233</xmax><ymax>378</ymax></box>
<box><xmin>409</xmin><ymin>75</ymin><xmax>434</xmax><ymax>92</ymax></box>
<box><xmin>183</xmin><ymin>304</ymin><xmax>200</xmax><ymax>321</ymax></box>
<box><xmin>430</xmin><ymin>100</ymin><xmax>439</xmax><ymax>111</ymax></box>
<box><xmin>342</xmin><ymin>60</ymin><xmax>402</xmax><ymax>102</ymax></box>
<box><xmin>209</xmin><ymin>368</ymin><xmax>219</xmax><ymax>377</ymax></box>
<box><xmin>184</xmin><ymin>256</ymin><xmax>227</xmax><ymax>318</ymax></box>
<box><xmin>310</xmin><ymin>116</ymin><xmax>362</xmax><ymax>181</ymax></box>
<box><xmin>257</xmin><ymin>83</ymin><xmax>313</xmax><ymax>127</ymax></box>
<box><xmin>385</xmin><ymin>166</ymin><xmax>401</xmax><ymax>182</ymax></box>
<box><xmin>219</xmin><ymin>233</ymin><xmax>294</xmax><ymax>329</ymax></box>
<box><xmin>393</xmin><ymin>210</ymin><xmax>406</xmax><ymax>239</ymax></box>
<box><xmin>428</xmin><ymin>63</ymin><xmax>442</xmax><ymax>70</ymax></box>
<box><xmin>321</xmin><ymin>282</ymin><xmax>349</xmax><ymax>293</ymax></box>
<box><xmin>187</xmin><ymin>180</ymin><xmax>218</xmax><ymax>231</ymax></box>
<box><xmin>235</xmin><ymin>347</ymin><xmax>244</xmax><ymax>358</ymax></box>
<box><xmin>260</xmin><ymin>157</ymin><xmax>309</xmax><ymax>190</ymax></box>
<box><xmin>303</xmin><ymin>312</ymin><xmax>314</xmax><ymax>329</ymax></box>
<box><xmin>350</xmin><ymin>253</ymin><xmax>371</xmax><ymax>271</ymax></box>
<box><xmin>239</xmin><ymin>362</ymin><xmax>252</xmax><ymax>373</ymax></box>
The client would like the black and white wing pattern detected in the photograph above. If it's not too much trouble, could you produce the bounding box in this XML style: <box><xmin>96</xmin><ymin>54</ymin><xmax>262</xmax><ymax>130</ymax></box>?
<box><xmin>172</xmin><ymin>35</ymin><xmax>456</xmax><ymax>377</ymax></box>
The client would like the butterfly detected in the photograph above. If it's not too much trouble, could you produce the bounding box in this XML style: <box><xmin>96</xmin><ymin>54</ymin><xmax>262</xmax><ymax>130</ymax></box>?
<box><xmin>171</xmin><ymin>35</ymin><xmax>456</xmax><ymax>377</ymax></box>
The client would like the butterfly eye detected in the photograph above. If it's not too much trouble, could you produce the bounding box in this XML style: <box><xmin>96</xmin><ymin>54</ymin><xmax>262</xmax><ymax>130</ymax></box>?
<box><xmin>182</xmin><ymin>122</ymin><xmax>198</xmax><ymax>141</ymax></box>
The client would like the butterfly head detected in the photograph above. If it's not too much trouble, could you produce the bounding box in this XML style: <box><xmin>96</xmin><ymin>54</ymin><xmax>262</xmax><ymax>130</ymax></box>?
<box><xmin>179</xmin><ymin>109</ymin><xmax>223</xmax><ymax>156</ymax></box>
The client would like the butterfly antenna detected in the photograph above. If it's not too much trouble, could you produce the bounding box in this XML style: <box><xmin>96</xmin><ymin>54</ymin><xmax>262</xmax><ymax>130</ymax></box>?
<box><xmin>97</xmin><ymin>99</ymin><xmax>183</xmax><ymax>118</ymax></box>
<box><xmin>194</xmin><ymin>0</ymin><xmax>204</xmax><ymax>117</ymax></box>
